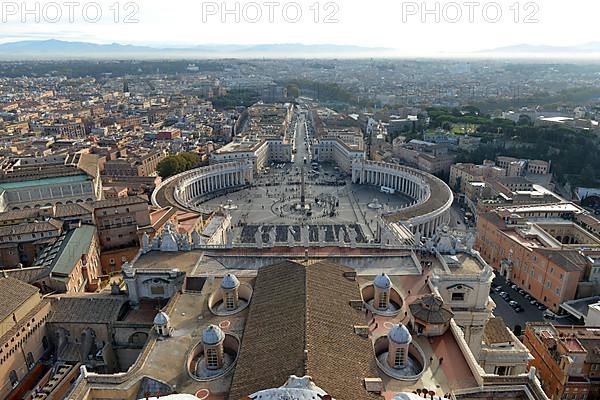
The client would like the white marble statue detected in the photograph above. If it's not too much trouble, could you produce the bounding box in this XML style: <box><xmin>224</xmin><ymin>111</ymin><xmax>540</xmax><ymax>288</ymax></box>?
<box><xmin>288</xmin><ymin>226</ymin><xmax>296</xmax><ymax>246</ymax></box>
<box><xmin>318</xmin><ymin>226</ymin><xmax>327</xmax><ymax>243</ymax></box>
<box><xmin>254</xmin><ymin>226</ymin><xmax>263</xmax><ymax>246</ymax></box>
<box><xmin>338</xmin><ymin>227</ymin><xmax>346</xmax><ymax>245</ymax></box>
<box><xmin>160</xmin><ymin>224</ymin><xmax>179</xmax><ymax>252</ymax></box>
<box><xmin>348</xmin><ymin>226</ymin><xmax>358</xmax><ymax>247</ymax></box>
<box><xmin>142</xmin><ymin>232</ymin><xmax>150</xmax><ymax>254</ymax></box>
<box><xmin>268</xmin><ymin>226</ymin><xmax>277</xmax><ymax>246</ymax></box>
<box><xmin>191</xmin><ymin>230</ymin><xmax>202</xmax><ymax>249</ymax></box>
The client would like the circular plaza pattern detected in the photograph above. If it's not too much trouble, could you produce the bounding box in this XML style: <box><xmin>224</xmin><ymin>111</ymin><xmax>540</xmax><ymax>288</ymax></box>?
<box><xmin>152</xmin><ymin>159</ymin><xmax>453</xmax><ymax>243</ymax></box>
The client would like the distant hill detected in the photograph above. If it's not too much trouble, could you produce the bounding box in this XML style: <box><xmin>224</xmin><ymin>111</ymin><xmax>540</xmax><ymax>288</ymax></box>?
<box><xmin>478</xmin><ymin>42</ymin><xmax>600</xmax><ymax>54</ymax></box>
<box><xmin>0</xmin><ymin>39</ymin><xmax>392</xmax><ymax>59</ymax></box>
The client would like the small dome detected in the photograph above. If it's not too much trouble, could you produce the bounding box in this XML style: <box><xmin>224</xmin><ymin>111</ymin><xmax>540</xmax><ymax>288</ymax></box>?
<box><xmin>389</xmin><ymin>323</ymin><xmax>412</xmax><ymax>345</ymax></box>
<box><xmin>202</xmin><ymin>324</ymin><xmax>225</xmax><ymax>345</ymax></box>
<box><xmin>373</xmin><ymin>273</ymin><xmax>392</xmax><ymax>289</ymax></box>
<box><xmin>153</xmin><ymin>311</ymin><xmax>169</xmax><ymax>326</ymax></box>
<box><xmin>221</xmin><ymin>273</ymin><xmax>240</xmax><ymax>290</ymax></box>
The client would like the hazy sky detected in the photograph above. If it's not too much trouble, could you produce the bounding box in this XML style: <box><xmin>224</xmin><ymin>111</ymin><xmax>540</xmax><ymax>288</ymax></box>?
<box><xmin>0</xmin><ymin>0</ymin><xmax>597</xmax><ymax>54</ymax></box>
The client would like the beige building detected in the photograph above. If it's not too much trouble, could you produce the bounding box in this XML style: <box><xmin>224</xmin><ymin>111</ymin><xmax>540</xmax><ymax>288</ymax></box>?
<box><xmin>0</xmin><ymin>277</ymin><xmax>52</xmax><ymax>399</ymax></box>
<box><xmin>479</xmin><ymin>317</ymin><xmax>531</xmax><ymax>376</ymax></box>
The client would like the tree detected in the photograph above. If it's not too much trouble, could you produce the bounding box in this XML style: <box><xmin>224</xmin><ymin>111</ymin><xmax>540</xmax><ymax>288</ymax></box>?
<box><xmin>286</xmin><ymin>84</ymin><xmax>300</xmax><ymax>99</ymax></box>
<box><xmin>517</xmin><ymin>114</ymin><xmax>532</xmax><ymax>126</ymax></box>
<box><xmin>157</xmin><ymin>157</ymin><xmax>180</xmax><ymax>179</ymax></box>
<box><xmin>157</xmin><ymin>152</ymin><xmax>201</xmax><ymax>179</ymax></box>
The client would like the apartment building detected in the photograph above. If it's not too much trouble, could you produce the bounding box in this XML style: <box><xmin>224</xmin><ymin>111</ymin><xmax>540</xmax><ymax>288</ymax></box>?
<box><xmin>103</xmin><ymin>150</ymin><xmax>166</xmax><ymax>177</ymax></box>
<box><xmin>524</xmin><ymin>323</ymin><xmax>600</xmax><ymax>400</ymax></box>
<box><xmin>476</xmin><ymin>208</ymin><xmax>597</xmax><ymax>311</ymax></box>
<box><xmin>0</xmin><ymin>219</ymin><xmax>63</xmax><ymax>268</ymax></box>
<box><xmin>449</xmin><ymin>162</ymin><xmax>506</xmax><ymax>193</ymax></box>
<box><xmin>394</xmin><ymin>139</ymin><xmax>455</xmax><ymax>175</ymax></box>
<box><xmin>34</xmin><ymin>225</ymin><xmax>102</xmax><ymax>293</ymax></box>
<box><xmin>496</xmin><ymin>156</ymin><xmax>551</xmax><ymax>177</ymax></box>
<box><xmin>93</xmin><ymin>195</ymin><xmax>151</xmax><ymax>273</ymax></box>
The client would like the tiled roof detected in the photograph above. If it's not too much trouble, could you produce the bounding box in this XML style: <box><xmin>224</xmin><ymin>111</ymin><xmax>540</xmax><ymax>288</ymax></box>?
<box><xmin>228</xmin><ymin>261</ymin><xmax>381</xmax><ymax>400</ymax></box>
<box><xmin>0</xmin><ymin>218</ymin><xmax>62</xmax><ymax>236</ymax></box>
<box><xmin>409</xmin><ymin>294</ymin><xmax>453</xmax><ymax>325</ymax></box>
<box><xmin>535</xmin><ymin>249</ymin><xmax>588</xmax><ymax>273</ymax></box>
<box><xmin>93</xmin><ymin>194</ymin><xmax>148</xmax><ymax>209</ymax></box>
<box><xmin>4</xmin><ymin>266</ymin><xmax>50</xmax><ymax>284</ymax></box>
<box><xmin>54</xmin><ymin>203</ymin><xmax>93</xmax><ymax>217</ymax></box>
<box><xmin>0</xmin><ymin>276</ymin><xmax>40</xmax><ymax>322</ymax></box>
<box><xmin>48</xmin><ymin>295</ymin><xmax>127</xmax><ymax>323</ymax></box>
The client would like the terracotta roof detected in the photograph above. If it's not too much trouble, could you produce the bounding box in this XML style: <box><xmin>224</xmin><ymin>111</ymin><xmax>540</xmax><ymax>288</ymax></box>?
<box><xmin>0</xmin><ymin>208</ymin><xmax>40</xmax><ymax>221</ymax></box>
<box><xmin>228</xmin><ymin>261</ymin><xmax>381</xmax><ymax>400</ymax></box>
<box><xmin>93</xmin><ymin>194</ymin><xmax>148</xmax><ymax>209</ymax></box>
<box><xmin>54</xmin><ymin>203</ymin><xmax>93</xmax><ymax>218</ymax></box>
<box><xmin>0</xmin><ymin>218</ymin><xmax>62</xmax><ymax>236</ymax></box>
<box><xmin>4</xmin><ymin>266</ymin><xmax>50</xmax><ymax>284</ymax></box>
<box><xmin>409</xmin><ymin>294</ymin><xmax>453</xmax><ymax>325</ymax></box>
<box><xmin>0</xmin><ymin>276</ymin><xmax>40</xmax><ymax>322</ymax></box>
<box><xmin>483</xmin><ymin>317</ymin><xmax>514</xmax><ymax>345</ymax></box>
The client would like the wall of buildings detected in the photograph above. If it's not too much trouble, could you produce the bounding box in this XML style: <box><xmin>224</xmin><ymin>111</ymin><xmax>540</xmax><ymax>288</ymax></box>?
<box><xmin>0</xmin><ymin>285</ymin><xmax>52</xmax><ymax>399</ymax></box>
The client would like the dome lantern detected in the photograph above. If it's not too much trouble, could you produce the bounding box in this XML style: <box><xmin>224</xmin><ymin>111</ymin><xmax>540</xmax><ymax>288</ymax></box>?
<box><xmin>221</xmin><ymin>274</ymin><xmax>241</xmax><ymax>311</ymax></box>
<box><xmin>373</xmin><ymin>273</ymin><xmax>392</xmax><ymax>311</ymax></box>
<box><xmin>202</xmin><ymin>325</ymin><xmax>225</xmax><ymax>370</ymax></box>
<box><xmin>387</xmin><ymin>323</ymin><xmax>412</xmax><ymax>369</ymax></box>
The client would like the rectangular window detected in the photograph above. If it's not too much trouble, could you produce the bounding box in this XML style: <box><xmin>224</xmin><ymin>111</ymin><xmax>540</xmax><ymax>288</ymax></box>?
<box><xmin>151</xmin><ymin>286</ymin><xmax>165</xmax><ymax>295</ymax></box>
<box><xmin>452</xmin><ymin>292</ymin><xmax>465</xmax><ymax>301</ymax></box>
<box><xmin>206</xmin><ymin>348</ymin><xmax>219</xmax><ymax>369</ymax></box>
<box><xmin>378</xmin><ymin>292</ymin><xmax>388</xmax><ymax>309</ymax></box>
<box><xmin>394</xmin><ymin>348</ymin><xmax>405</xmax><ymax>368</ymax></box>
<box><xmin>225</xmin><ymin>292</ymin><xmax>235</xmax><ymax>310</ymax></box>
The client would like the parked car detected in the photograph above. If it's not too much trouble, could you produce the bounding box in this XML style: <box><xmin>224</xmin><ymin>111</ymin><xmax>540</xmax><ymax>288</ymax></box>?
<box><xmin>538</xmin><ymin>304</ymin><xmax>547</xmax><ymax>311</ymax></box>
<box><xmin>494</xmin><ymin>286</ymin><xmax>502</xmax><ymax>292</ymax></box>
<box><xmin>500</xmin><ymin>292</ymin><xmax>509</xmax><ymax>299</ymax></box>
<box><xmin>524</xmin><ymin>294</ymin><xmax>532</xmax><ymax>300</ymax></box>
<box><xmin>543</xmin><ymin>310</ymin><xmax>556</xmax><ymax>320</ymax></box>
<box><xmin>509</xmin><ymin>300</ymin><xmax>519</xmax><ymax>308</ymax></box>
<box><xmin>530</xmin><ymin>300</ymin><xmax>538</xmax><ymax>306</ymax></box>
<box><xmin>515</xmin><ymin>306</ymin><xmax>524</xmax><ymax>313</ymax></box>
<box><xmin>518</xmin><ymin>289</ymin><xmax>526</xmax><ymax>295</ymax></box>
<box><xmin>511</xmin><ymin>284</ymin><xmax>519</xmax><ymax>290</ymax></box>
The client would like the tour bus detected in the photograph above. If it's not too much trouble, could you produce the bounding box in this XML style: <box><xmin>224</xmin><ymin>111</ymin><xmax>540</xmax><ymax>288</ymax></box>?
<box><xmin>380</xmin><ymin>186</ymin><xmax>396</xmax><ymax>194</ymax></box>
